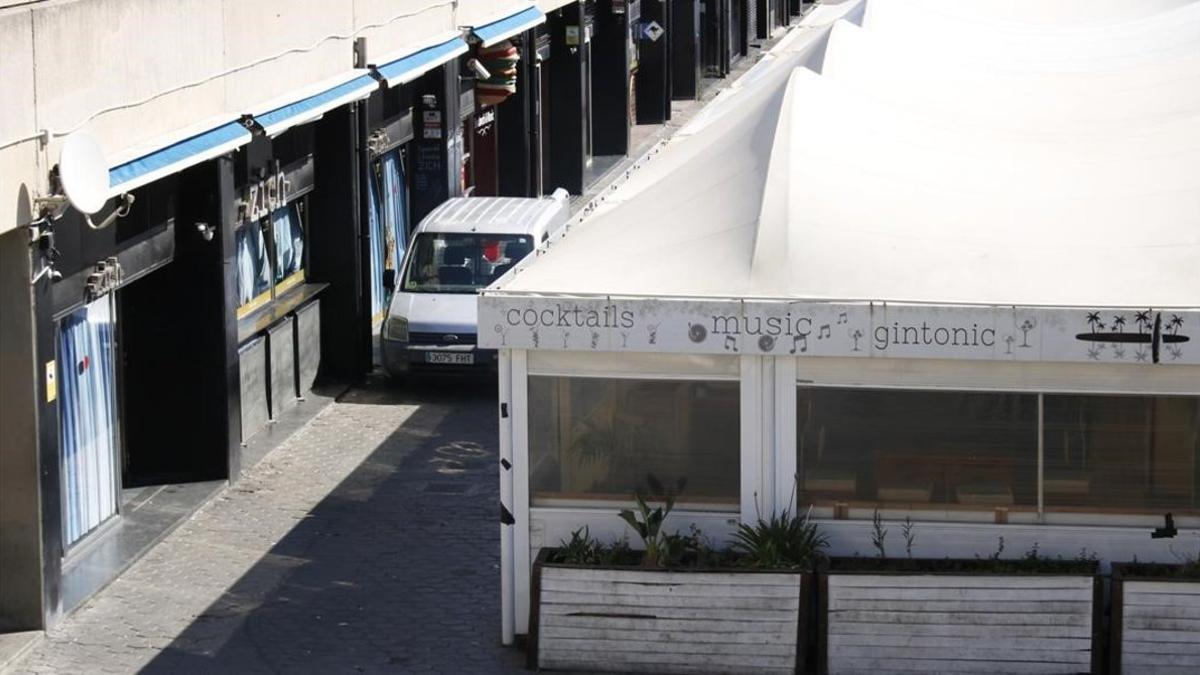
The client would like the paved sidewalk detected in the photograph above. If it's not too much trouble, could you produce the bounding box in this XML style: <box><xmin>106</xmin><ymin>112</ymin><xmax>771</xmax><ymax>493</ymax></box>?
<box><xmin>10</xmin><ymin>374</ymin><xmax>525</xmax><ymax>675</ymax></box>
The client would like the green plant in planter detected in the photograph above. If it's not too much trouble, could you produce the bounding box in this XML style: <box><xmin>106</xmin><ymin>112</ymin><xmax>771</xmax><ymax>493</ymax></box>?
<box><xmin>731</xmin><ymin>503</ymin><xmax>829</xmax><ymax>570</ymax></box>
<box><xmin>556</xmin><ymin>527</ymin><xmax>605</xmax><ymax>565</ymax></box>
<box><xmin>901</xmin><ymin>517</ymin><xmax>916</xmax><ymax>559</ymax></box>
<box><xmin>618</xmin><ymin>475</ymin><xmax>687</xmax><ymax>567</ymax></box>
<box><xmin>870</xmin><ymin>508</ymin><xmax>888</xmax><ymax>559</ymax></box>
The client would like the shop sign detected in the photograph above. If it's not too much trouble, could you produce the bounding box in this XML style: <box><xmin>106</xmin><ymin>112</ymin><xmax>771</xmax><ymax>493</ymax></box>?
<box><xmin>239</xmin><ymin>169</ymin><xmax>288</xmax><ymax>223</ymax></box>
<box><xmin>566</xmin><ymin>26</ymin><xmax>581</xmax><ymax>46</ymax></box>
<box><xmin>642</xmin><ymin>21</ymin><xmax>664</xmax><ymax>42</ymax></box>
<box><xmin>475</xmin><ymin>109</ymin><xmax>496</xmax><ymax>131</ymax></box>
<box><xmin>423</xmin><ymin>110</ymin><xmax>443</xmax><ymax>140</ymax></box>
<box><xmin>83</xmin><ymin>257</ymin><xmax>123</xmax><ymax>303</ymax></box>
<box><xmin>478</xmin><ymin>295</ymin><xmax>1200</xmax><ymax>366</ymax></box>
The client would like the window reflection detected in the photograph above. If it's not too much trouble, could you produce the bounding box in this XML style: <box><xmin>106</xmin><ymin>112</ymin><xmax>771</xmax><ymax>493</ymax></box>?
<box><xmin>797</xmin><ymin>387</ymin><xmax>1038</xmax><ymax>512</ymax></box>
<box><xmin>236</xmin><ymin>223</ymin><xmax>270</xmax><ymax>308</ymax></box>
<box><xmin>529</xmin><ymin>377</ymin><xmax>740</xmax><ymax>508</ymax></box>
<box><xmin>273</xmin><ymin>203</ymin><xmax>304</xmax><ymax>285</ymax></box>
<box><xmin>235</xmin><ymin>201</ymin><xmax>306</xmax><ymax>317</ymax></box>
<box><xmin>1044</xmin><ymin>395</ymin><xmax>1200</xmax><ymax>515</ymax></box>
<box><xmin>796</xmin><ymin>387</ymin><xmax>1200</xmax><ymax>520</ymax></box>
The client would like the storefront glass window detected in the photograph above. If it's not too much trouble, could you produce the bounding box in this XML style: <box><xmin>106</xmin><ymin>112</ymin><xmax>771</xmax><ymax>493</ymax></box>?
<box><xmin>236</xmin><ymin>223</ymin><xmax>271</xmax><ymax>309</ymax></box>
<box><xmin>367</xmin><ymin>169</ymin><xmax>387</xmax><ymax>319</ymax></box>
<box><xmin>796</xmin><ymin>387</ymin><xmax>1039</xmax><ymax>514</ymax></box>
<box><xmin>236</xmin><ymin>200</ymin><xmax>306</xmax><ymax>316</ymax></box>
<box><xmin>58</xmin><ymin>297</ymin><xmax>120</xmax><ymax>547</ymax></box>
<box><xmin>367</xmin><ymin>150</ymin><xmax>410</xmax><ymax>320</ymax></box>
<box><xmin>529</xmin><ymin>377</ymin><xmax>740</xmax><ymax>509</ymax></box>
<box><xmin>380</xmin><ymin>150</ymin><xmax>409</xmax><ymax>263</ymax></box>
<box><xmin>272</xmin><ymin>203</ymin><xmax>305</xmax><ymax>288</ymax></box>
<box><xmin>1044</xmin><ymin>395</ymin><xmax>1200</xmax><ymax>516</ymax></box>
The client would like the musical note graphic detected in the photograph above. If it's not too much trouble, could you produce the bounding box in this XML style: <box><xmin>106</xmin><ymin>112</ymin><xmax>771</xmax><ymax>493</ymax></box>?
<box><xmin>789</xmin><ymin>334</ymin><xmax>808</xmax><ymax>354</ymax></box>
<box><xmin>723</xmin><ymin>336</ymin><xmax>739</xmax><ymax>352</ymax></box>
<box><xmin>837</xmin><ymin>312</ymin><xmax>848</xmax><ymax>325</ymax></box>
<box><xmin>817</xmin><ymin>324</ymin><xmax>831</xmax><ymax>339</ymax></box>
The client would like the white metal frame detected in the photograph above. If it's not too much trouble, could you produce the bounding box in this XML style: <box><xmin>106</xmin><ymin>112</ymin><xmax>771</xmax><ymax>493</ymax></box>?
<box><xmin>500</xmin><ymin>346</ymin><xmax>1200</xmax><ymax>642</ymax></box>
<box><xmin>506</xmin><ymin>349</ymin><xmax>749</xmax><ymax>638</ymax></box>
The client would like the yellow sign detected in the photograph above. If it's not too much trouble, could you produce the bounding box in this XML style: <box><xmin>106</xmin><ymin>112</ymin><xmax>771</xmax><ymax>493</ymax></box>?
<box><xmin>45</xmin><ymin>360</ymin><xmax>57</xmax><ymax>403</ymax></box>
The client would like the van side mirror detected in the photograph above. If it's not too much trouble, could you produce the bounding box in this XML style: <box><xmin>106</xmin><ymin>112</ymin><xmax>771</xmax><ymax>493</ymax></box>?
<box><xmin>383</xmin><ymin>269</ymin><xmax>396</xmax><ymax>291</ymax></box>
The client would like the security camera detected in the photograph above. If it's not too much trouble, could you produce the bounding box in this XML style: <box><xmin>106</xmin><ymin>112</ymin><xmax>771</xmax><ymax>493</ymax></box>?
<box><xmin>467</xmin><ymin>58</ymin><xmax>491</xmax><ymax>80</ymax></box>
<box><xmin>196</xmin><ymin>221</ymin><xmax>214</xmax><ymax>242</ymax></box>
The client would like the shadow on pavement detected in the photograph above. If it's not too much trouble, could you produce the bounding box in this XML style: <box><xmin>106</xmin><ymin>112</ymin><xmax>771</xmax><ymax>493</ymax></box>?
<box><xmin>140</xmin><ymin>372</ymin><xmax>527</xmax><ymax>674</ymax></box>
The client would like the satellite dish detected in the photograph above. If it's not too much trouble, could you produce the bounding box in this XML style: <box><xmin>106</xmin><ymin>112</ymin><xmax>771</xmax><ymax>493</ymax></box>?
<box><xmin>59</xmin><ymin>132</ymin><xmax>110</xmax><ymax>215</ymax></box>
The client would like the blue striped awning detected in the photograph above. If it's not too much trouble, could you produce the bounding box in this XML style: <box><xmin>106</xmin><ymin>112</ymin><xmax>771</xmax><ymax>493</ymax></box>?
<box><xmin>470</xmin><ymin>5</ymin><xmax>546</xmax><ymax>47</ymax></box>
<box><xmin>251</xmin><ymin>73</ymin><xmax>379</xmax><ymax>137</ymax></box>
<box><xmin>108</xmin><ymin>120</ymin><xmax>251</xmax><ymax>196</ymax></box>
<box><xmin>373</xmin><ymin>34</ymin><xmax>468</xmax><ymax>87</ymax></box>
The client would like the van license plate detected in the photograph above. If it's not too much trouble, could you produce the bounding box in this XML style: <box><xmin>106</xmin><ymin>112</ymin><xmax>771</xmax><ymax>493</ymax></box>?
<box><xmin>426</xmin><ymin>352</ymin><xmax>474</xmax><ymax>365</ymax></box>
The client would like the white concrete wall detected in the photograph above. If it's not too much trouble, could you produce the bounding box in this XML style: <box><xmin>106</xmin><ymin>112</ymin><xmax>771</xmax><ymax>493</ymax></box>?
<box><xmin>1</xmin><ymin>8</ymin><xmax>41</xmax><ymax>230</ymax></box>
<box><xmin>0</xmin><ymin>0</ymin><xmax>536</xmax><ymax>236</ymax></box>
<box><xmin>354</xmin><ymin>0</ymin><xmax>456</xmax><ymax>63</ymax></box>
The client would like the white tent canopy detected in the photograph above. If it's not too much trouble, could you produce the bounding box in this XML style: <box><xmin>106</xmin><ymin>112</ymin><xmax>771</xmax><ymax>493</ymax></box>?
<box><xmin>862</xmin><ymin>0</ymin><xmax>1200</xmax><ymax>68</ymax></box>
<box><xmin>751</xmin><ymin>67</ymin><xmax>1200</xmax><ymax>307</ymax></box>
<box><xmin>494</xmin><ymin>1</ymin><xmax>1200</xmax><ymax>646</ymax></box>
<box><xmin>822</xmin><ymin>21</ymin><xmax>1200</xmax><ymax>132</ymax></box>
<box><xmin>483</xmin><ymin>0</ymin><xmax>1198</xmax><ymax>370</ymax></box>
<box><xmin>492</xmin><ymin>0</ymin><xmax>1200</xmax><ymax>310</ymax></box>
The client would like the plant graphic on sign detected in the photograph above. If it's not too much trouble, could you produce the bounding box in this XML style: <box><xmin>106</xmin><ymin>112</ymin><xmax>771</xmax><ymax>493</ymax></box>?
<box><xmin>1076</xmin><ymin>309</ymin><xmax>1189</xmax><ymax>363</ymax></box>
<box><xmin>1018</xmin><ymin>318</ymin><xmax>1036</xmax><ymax>348</ymax></box>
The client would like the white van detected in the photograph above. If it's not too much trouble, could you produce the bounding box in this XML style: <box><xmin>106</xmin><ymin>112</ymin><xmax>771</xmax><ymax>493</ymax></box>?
<box><xmin>381</xmin><ymin>191</ymin><xmax>569</xmax><ymax>376</ymax></box>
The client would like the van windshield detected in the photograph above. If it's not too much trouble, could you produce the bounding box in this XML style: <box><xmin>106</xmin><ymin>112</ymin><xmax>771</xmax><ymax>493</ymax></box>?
<box><xmin>401</xmin><ymin>233</ymin><xmax>534</xmax><ymax>294</ymax></box>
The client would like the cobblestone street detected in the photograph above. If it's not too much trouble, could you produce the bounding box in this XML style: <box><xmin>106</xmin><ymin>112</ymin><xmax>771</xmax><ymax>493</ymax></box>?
<box><xmin>10</xmin><ymin>374</ymin><xmax>526</xmax><ymax>675</ymax></box>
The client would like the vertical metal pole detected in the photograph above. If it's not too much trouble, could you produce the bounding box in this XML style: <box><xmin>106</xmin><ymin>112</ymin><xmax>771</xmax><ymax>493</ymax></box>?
<box><xmin>739</xmin><ymin>355</ymin><xmax>761</xmax><ymax>524</ymax></box>
<box><xmin>498</xmin><ymin>348</ymin><xmax>515</xmax><ymax>645</ymax></box>
<box><xmin>1037</xmin><ymin>392</ymin><xmax>1044</xmax><ymax>520</ymax></box>
<box><xmin>512</xmin><ymin>349</ymin><xmax>532</xmax><ymax>634</ymax></box>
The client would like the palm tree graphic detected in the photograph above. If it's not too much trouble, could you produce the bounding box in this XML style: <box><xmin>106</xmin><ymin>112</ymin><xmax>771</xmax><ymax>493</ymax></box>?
<box><xmin>1085</xmin><ymin>312</ymin><xmax>1104</xmax><ymax>333</ymax></box>
<box><xmin>1134</xmin><ymin>311</ymin><xmax>1152</xmax><ymax>334</ymax></box>
<box><xmin>1111</xmin><ymin>315</ymin><xmax>1126</xmax><ymax>332</ymax></box>
<box><xmin>1168</xmin><ymin>315</ymin><xmax>1184</xmax><ymax>336</ymax></box>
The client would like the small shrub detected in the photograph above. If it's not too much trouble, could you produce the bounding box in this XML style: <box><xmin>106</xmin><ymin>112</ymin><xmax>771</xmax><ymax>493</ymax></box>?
<box><xmin>730</xmin><ymin>508</ymin><xmax>829</xmax><ymax>570</ymax></box>
<box><xmin>901</xmin><ymin>517</ymin><xmax>916</xmax><ymax>559</ymax></box>
<box><xmin>871</xmin><ymin>508</ymin><xmax>888</xmax><ymax>559</ymax></box>
<box><xmin>556</xmin><ymin>527</ymin><xmax>604</xmax><ymax>565</ymax></box>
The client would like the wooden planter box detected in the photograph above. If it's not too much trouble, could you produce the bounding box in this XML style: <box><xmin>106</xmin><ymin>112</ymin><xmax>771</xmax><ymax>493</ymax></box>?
<box><xmin>530</xmin><ymin>549</ymin><xmax>812</xmax><ymax>674</ymax></box>
<box><xmin>1109</xmin><ymin>563</ymin><xmax>1200</xmax><ymax>675</ymax></box>
<box><xmin>819</xmin><ymin>558</ymin><xmax>1102</xmax><ymax>675</ymax></box>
